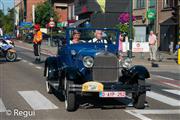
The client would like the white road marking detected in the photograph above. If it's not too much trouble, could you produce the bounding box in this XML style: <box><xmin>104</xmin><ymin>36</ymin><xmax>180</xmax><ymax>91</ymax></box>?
<box><xmin>18</xmin><ymin>57</ymin><xmax>22</xmax><ymax>60</ymax></box>
<box><xmin>125</xmin><ymin>109</ymin><xmax>180</xmax><ymax>120</ymax></box>
<box><xmin>147</xmin><ymin>91</ymin><xmax>180</xmax><ymax>106</ymax></box>
<box><xmin>35</xmin><ymin>66</ymin><xmax>42</xmax><ymax>70</ymax></box>
<box><xmin>18</xmin><ymin>90</ymin><xmax>58</xmax><ymax>110</ymax></box>
<box><xmin>163</xmin><ymin>82</ymin><xmax>180</xmax><ymax>89</ymax></box>
<box><xmin>0</xmin><ymin>98</ymin><xmax>6</xmax><ymax>112</ymax></box>
<box><xmin>125</xmin><ymin>110</ymin><xmax>152</xmax><ymax>120</ymax></box>
<box><xmin>28</xmin><ymin>63</ymin><xmax>34</xmax><ymax>66</ymax></box>
<box><xmin>153</xmin><ymin>75</ymin><xmax>175</xmax><ymax>81</ymax></box>
<box><xmin>22</xmin><ymin>60</ymin><xmax>27</xmax><ymax>63</ymax></box>
<box><xmin>163</xmin><ymin>89</ymin><xmax>180</xmax><ymax>96</ymax></box>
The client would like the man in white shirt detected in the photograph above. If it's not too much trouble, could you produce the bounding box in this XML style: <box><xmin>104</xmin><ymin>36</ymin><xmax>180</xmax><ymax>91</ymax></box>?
<box><xmin>91</xmin><ymin>30</ymin><xmax>107</xmax><ymax>43</ymax></box>
<box><xmin>0</xmin><ymin>28</ymin><xmax>3</xmax><ymax>36</ymax></box>
<box><xmin>148</xmin><ymin>30</ymin><xmax>157</xmax><ymax>61</ymax></box>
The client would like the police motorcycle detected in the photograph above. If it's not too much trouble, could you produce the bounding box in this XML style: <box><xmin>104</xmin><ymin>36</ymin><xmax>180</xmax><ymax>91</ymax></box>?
<box><xmin>3</xmin><ymin>35</ymin><xmax>15</xmax><ymax>47</ymax></box>
<box><xmin>0</xmin><ymin>39</ymin><xmax>17</xmax><ymax>62</ymax></box>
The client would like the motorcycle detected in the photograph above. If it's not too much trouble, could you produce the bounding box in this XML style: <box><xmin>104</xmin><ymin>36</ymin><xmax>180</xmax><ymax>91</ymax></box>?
<box><xmin>0</xmin><ymin>39</ymin><xmax>17</xmax><ymax>62</ymax></box>
<box><xmin>3</xmin><ymin>36</ymin><xmax>15</xmax><ymax>47</ymax></box>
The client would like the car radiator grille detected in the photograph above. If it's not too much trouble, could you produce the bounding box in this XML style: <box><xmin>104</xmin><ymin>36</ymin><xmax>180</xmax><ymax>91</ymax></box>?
<box><xmin>92</xmin><ymin>53</ymin><xmax>119</xmax><ymax>82</ymax></box>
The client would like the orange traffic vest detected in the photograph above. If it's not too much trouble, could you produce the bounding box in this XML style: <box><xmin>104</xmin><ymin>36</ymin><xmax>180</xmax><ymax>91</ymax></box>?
<box><xmin>33</xmin><ymin>31</ymin><xmax>42</xmax><ymax>44</ymax></box>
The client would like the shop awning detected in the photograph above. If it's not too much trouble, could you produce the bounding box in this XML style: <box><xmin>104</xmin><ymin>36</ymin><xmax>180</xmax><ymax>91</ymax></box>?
<box><xmin>160</xmin><ymin>18</ymin><xmax>178</xmax><ymax>26</ymax></box>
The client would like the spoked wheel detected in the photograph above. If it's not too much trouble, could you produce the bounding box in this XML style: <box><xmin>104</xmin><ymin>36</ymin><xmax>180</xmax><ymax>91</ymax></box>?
<box><xmin>132</xmin><ymin>80</ymin><xmax>146</xmax><ymax>109</ymax></box>
<box><xmin>45</xmin><ymin>67</ymin><xmax>53</xmax><ymax>94</ymax></box>
<box><xmin>6</xmin><ymin>51</ymin><xmax>17</xmax><ymax>62</ymax></box>
<box><xmin>64</xmin><ymin>77</ymin><xmax>77</xmax><ymax>112</ymax></box>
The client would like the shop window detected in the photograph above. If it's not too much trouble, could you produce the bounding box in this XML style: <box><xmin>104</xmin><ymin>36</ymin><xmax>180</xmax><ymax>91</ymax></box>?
<box><xmin>135</xmin><ymin>0</ymin><xmax>146</xmax><ymax>9</ymax></box>
<box><xmin>149</xmin><ymin>0</ymin><xmax>155</xmax><ymax>7</ymax></box>
<box><xmin>163</xmin><ymin>0</ymin><xmax>174</xmax><ymax>8</ymax></box>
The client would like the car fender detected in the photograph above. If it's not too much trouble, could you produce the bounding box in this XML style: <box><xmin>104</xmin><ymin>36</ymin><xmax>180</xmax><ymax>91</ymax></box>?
<box><xmin>129</xmin><ymin>65</ymin><xmax>150</xmax><ymax>80</ymax></box>
<box><xmin>44</xmin><ymin>57</ymin><xmax>58</xmax><ymax>79</ymax></box>
<box><xmin>65</xmin><ymin>67</ymin><xmax>82</xmax><ymax>81</ymax></box>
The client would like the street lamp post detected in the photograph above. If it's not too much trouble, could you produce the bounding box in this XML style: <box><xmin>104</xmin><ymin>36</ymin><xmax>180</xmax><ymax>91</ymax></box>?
<box><xmin>128</xmin><ymin>0</ymin><xmax>133</xmax><ymax>58</ymax></box>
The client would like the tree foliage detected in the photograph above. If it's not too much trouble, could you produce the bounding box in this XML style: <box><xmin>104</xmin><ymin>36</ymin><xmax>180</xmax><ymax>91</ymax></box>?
<box><xmin>0</xmin><ymin>10</ymin><xmax>14</xmax><ymax>34</ymax></box>
<box><xmin>35</xmin><ymin>1</ymin><xmax>59</xmax><ymax>27</ymax></box>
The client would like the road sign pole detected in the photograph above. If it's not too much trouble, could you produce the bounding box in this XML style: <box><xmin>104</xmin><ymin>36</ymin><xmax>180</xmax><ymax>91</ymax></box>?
<box><xmin>50</xmin><ymin>27</ymin><xmax>52</xmax><ymax>46</ymax></box>
<box><xmin>128</xmin><ymin>0</ymin><xmax>133</xmax><ymax>58</ymax></box>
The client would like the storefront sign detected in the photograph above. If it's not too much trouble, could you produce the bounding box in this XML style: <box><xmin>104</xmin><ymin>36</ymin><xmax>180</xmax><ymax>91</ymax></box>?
<box><xmin>122</xmin><ymin>42</ymin><xmax>149</xmax><ymax>52</ymax></box>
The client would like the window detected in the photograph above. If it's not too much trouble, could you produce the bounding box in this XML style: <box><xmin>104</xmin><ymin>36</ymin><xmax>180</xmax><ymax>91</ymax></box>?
<box><xmin>68</xmin><ymin>4</ymin><xmax>75</xmax><ymax>20</ymax></box>
<box><xmin>135</xmin><ymin>0</ymin><xmax>145</xmax><ymax>9</ymax></box>
<box><xmin>163</xmin><ymin>0</ymin><xmax>174</xmax><ymax>8</ymax></box>
<box><xmin>149</xmin><ymin>0</ymin><xmax>155</xmax><ymax>7</ymax></box>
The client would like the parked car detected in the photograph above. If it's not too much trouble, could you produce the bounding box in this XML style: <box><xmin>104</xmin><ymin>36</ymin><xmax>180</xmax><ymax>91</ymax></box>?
<box><xmin>44</xmin><ymin>28</ymin><xmax>150</xmax><ymax>111</ymax></box>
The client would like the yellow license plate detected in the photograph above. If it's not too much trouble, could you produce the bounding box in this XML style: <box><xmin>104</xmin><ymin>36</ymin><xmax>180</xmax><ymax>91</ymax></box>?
<box><xmin>82</xmin><ymin>81</ymin><xmax>104</xmax><ymax>92</ymax></box>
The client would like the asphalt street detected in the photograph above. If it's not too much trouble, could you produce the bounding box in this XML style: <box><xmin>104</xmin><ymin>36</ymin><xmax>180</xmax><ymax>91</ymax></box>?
<box><xmin>0</xmin><ymin>46</ymin><xmax>180</xmax><ymax>120</ymax></box>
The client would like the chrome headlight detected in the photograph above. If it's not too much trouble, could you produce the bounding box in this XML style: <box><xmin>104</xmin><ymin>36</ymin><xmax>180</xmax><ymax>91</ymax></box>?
<box><xmin>122</xmin><ymin>58</ymin><xmax>132</xmax><ymax>68</ymax></box>
<box><xmin>83</xmin><ymin>56</ymin><xmax>94</xmax><ymax>68</ymax></box>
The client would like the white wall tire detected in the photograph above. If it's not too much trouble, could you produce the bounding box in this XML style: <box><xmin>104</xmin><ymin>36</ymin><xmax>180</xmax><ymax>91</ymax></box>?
<box><xmin>46</xmin><ymin>81</ymin><xmax>53</xmax><ymax>94</ymax></box>
<box><xmin>64</xmin><ymin>78</ymin><xmax>77</xmax><ymax>112</ymax></box>
<box><xmin>46</xmin><ymin>67</ymin><xmax>53</xmax><ymax>94</ymax></box>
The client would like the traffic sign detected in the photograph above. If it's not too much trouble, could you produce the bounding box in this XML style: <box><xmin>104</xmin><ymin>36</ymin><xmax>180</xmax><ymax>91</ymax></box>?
<box><xmin>49</xmin><ymin>21</ymin><xmax>55</xmax><ymax>28</ymax></box>
<box><xmin>49</xmin><ymin>17</ymin><xmax>55</xmax><ymax>28</ymax></box>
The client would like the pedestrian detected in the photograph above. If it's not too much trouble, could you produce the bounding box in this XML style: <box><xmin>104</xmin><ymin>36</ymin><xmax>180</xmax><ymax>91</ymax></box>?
<box><xmin>118</xmin><ymin>34</ymin><xmax>124</xmax><ymax>52</ymax></box>
<box><xmin>0</xmin><ymin>28</ymin><xmax>3</xmax><ymax>36</ymax></box>
<box><xmin>148</xmin><ymin>30</ymin><xmax>157</xmax><ymax>61</ymax></box>
<box><xmin>118</xmin><ymin>34</ymin><xmax>124</xmax><ymax>60</ymax></box>
<box><xmin>33</xmin><ymin>24</ymin><xmax>42</xmax><ymax>62</ymax></box>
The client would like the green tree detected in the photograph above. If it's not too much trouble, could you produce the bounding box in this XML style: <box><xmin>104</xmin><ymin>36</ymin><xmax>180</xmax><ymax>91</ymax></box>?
<box><xmin>35</xmin><ymin>1</ymin><xmax>59</xmax><ymax>27</ymax></box>
<box><xmin>0</xmin><ymin>9</ymin><xmax>14</xmax><ymax>34</ymax></box>
<box><xmin>115</xmin><ymin>24</ymin><xmax>135</xmax><ymax>38</ymax></box>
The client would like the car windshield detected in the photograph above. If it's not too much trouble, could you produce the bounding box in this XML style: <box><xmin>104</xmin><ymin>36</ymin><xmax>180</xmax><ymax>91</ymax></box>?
<box><xmin>68</xmin><ymin>28</ymin><xmax>119</xmax><ymax>45</ymax></box>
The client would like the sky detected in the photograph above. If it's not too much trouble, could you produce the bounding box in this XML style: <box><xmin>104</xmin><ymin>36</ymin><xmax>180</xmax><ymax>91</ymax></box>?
<box><xmin>0</xmin><ymin>0</ymin><xmax>14</xmax><ymax>15</ymax></box>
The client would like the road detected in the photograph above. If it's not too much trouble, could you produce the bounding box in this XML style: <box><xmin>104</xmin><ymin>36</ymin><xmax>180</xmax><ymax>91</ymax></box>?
<box><xmin>0</xmin><ymin>47</ymin><xmax>180</xmax><ymax>120</ymax></box>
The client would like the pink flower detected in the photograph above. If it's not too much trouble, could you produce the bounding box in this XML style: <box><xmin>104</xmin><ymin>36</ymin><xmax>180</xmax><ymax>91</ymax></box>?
<box><xmin>118</xmin><ymin>12</ymin><xmax>136</xmax><ymax>24</ymax></box>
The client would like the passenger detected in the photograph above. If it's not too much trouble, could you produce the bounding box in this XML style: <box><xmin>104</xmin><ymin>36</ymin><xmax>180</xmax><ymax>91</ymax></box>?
<box><xmin>92</xmin><ymin>30</ymin><xmax>107</xmax><ymax>43</ymax></box>
<box><xmin>70</xmin><ymin>31</ymin><xmax>81</xmax><ymax>44</ymax></box>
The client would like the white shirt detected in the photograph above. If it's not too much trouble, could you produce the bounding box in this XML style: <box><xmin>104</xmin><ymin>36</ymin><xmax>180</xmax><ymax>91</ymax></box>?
<box><xmin>90</xmin><ymin>38</ymin><xmax>107</xmax><ymax>44</ymax></box>
<box><xmin>0</xmin><ymin>28</ymin><xmax>3</xmax><ymax>36</ymax></box>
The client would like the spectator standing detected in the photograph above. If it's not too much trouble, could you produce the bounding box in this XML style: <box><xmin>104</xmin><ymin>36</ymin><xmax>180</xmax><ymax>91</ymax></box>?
<box><xmin>148</xmin><ymin>30</ymin><xmax>157</xmax><ymax>61</ymax></box>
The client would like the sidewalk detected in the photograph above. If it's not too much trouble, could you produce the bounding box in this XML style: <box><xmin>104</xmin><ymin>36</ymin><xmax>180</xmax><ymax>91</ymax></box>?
<box><xmin>131</xmin><ymin>52</ymin><xmax>179</xmax><ymax>72</ymax></box>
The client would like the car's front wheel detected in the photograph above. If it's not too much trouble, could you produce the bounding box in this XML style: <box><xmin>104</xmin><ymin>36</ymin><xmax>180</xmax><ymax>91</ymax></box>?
<box><xmin>132</xmin><ymin>79</ymin><xmax>146</xmax><ymax>109</ymax></box>
<box><xmin>64</xmin><ymin>78</ymin><xmax>77</xmax><ymax>112</ymax></box>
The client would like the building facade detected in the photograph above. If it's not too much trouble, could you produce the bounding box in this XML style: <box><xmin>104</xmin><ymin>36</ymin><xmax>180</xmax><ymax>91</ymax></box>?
<box><xmin>73</xmin><ymin>0</ymin><xmax>130</xmax><ymax>28</ymax></box>
<box><xmin>133</xmin><ymin>0</ymin><xmax>179</xmax><ymax>51</ymax></box>
<box><xmin>15</xmin><ymin>0</ymin><xmax>70</xmax><ymax>26</ymax></box>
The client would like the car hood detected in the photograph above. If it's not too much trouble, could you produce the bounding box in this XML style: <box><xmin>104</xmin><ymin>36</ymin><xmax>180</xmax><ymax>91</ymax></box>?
<box><xmin>69</xmin><ymin>45</ymin><xmax>111</xmax><ymax>58</ymax></box>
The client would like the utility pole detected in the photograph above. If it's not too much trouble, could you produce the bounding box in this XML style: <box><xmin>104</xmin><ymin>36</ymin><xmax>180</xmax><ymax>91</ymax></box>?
<box><xmin>13</xmin><ymin>0</ymin><xmax>15</xmax><ymax>36</ymax></box>
<box><xmin>128</xmin><ymin>0</ymin><xmax>133</xmax><ymax>58</ymax></box>
<box><xmin>49</xmin><ymin>0</ymin><xmax>53</xmax><ymax>46</ymax></box>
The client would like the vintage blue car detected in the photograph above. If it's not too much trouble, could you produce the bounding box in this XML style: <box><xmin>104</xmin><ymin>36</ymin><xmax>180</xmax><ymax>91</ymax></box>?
<box><xmin>44</xmin><ymin>28</ymin><xmax>150</xmax><ymax>111</ymax></box>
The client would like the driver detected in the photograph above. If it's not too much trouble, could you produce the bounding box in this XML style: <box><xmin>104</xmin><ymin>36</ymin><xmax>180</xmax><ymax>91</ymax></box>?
<box><xmin>70</xmin><ymin>31</ymin><xmax>81</xmax><ymax>44</ymax></box>
<box><xmin>92</xmin><ymin>30</ymin><xmax>107</xmax><ymax>43</ymax></box>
